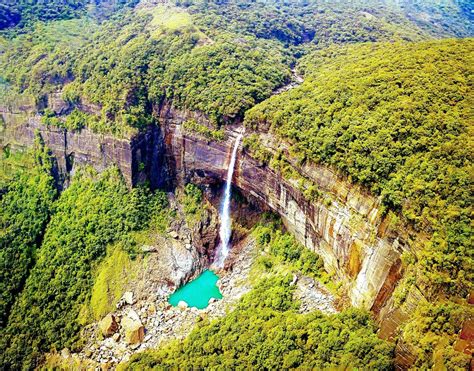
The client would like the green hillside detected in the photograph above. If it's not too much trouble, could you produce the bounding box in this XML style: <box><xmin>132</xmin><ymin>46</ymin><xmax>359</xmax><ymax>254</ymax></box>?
<box><xmin>245</xmin><ymin>38</ymin><xmax>473</xmax><ymax>368</ymax></box>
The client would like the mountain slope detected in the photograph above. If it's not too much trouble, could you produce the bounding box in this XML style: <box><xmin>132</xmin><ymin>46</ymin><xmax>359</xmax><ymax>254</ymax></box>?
<box><xmin>245</xmin><ymin>38</ymin><xmax>473</xmax><ymax>368</ymax></box>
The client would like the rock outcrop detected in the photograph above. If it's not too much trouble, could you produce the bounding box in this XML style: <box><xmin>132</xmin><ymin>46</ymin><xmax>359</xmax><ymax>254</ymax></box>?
<box><xmin>158</xmin><ymin>105</ymin><xmax>419</xmax><ymax>320</ymax></box>
<box><xmin>0</xmin><ymin>101</ymin><xmax>167</xmax><ymax>189</ymax></box>
<box><xmin>122</xmin><ymin>310</ymin><xmax>145</xmax><ymax>345</ymax></box>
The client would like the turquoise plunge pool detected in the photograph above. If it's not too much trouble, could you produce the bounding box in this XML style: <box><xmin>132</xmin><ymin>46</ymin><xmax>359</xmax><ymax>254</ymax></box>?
<box><xmin>168</xmin><ymin>270</ymin><xmax>223</xmax><ymax>309</ymax></box>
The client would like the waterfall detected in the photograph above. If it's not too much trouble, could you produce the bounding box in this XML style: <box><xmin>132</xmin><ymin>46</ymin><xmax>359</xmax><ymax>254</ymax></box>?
<box><xmin>215</xmin><ymin>133</ymin><xmax>243</xmax><ymax>267</ymax></box>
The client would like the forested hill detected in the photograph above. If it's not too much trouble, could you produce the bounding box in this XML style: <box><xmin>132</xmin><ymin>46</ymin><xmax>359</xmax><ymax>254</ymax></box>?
<box><xmin>0</xmin><ymin>0</ymin><xmax>139</xmax><ymax>29</ymax></box>
<box><xmin>245</xmin><ymin>38</ymin><xmax>474</xmax><ymax>368</ymax></box>
<box><xmin>0</xmin><ymin>1</ymin><xmax>473</xmax><ymax>369</ymax></box>
<box><xmin>1</xmin><ymin>0</ymin><xmax>472</xmax><ymax>136</ymax></box>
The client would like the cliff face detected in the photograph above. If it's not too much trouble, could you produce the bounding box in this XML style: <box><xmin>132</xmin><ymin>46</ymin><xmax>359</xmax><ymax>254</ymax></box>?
<box><xmin>158</xmin><ymin>105</ymin><xmax>419</xmax><ymax>314</ymax></box>
<box><xmin>0</xmin><ymin>99</ymin><xmax>167</xmax><ymax>189</ymax></box>
<box><xmin>2</xmin><ymin>99</ymin><xmax>420</xmax><ymax>364</ymax></box>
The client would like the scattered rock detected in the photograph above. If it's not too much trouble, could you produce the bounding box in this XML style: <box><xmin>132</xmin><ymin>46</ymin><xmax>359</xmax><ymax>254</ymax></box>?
<box><xmin>290</xmin><ymin>274</ymin><xmax>298</xmax><ymax>286</ymax></box>
<box><xmin>141</xmin><ymin>245</ymin><xmax>157</xmax><ymax>253</ymax></box>
<box><xmin>127</xmin><ymin>308</ymin><xmax>141</xmax><ymax>322</ymax></box>
<box><xmin>112</xmin><ymin>333</ymin><xmax>121</xmax><ymax>342</ymax></box>
<box><xmin>169</xmin><ymin>231</ymin><xmax>179</xmax><ymax>239</ymax></box>
<box><xmin>123</xmin><ymin>292</ymin><xmax>135</xmax><ymax>305</ymax></box>
<box><xmin>208</xmin><ymin>297</ymin><xmax>217</xmax><ymax>304</ymax></box>
<box><xmin>104</xmin><ymin>338</ymin><xmax>115</xmax><ymax>349</ymax></box>
<box><xmin>99</xmin><ymin>314</ymin><xmax>119</xmax><ymax>337</ymax></box>
<box><xmin>147</xmin><ymin>303</ymin><xmax>156</xmax><ymax>315</ymax></box>
<box><xmin>61</xmin><ymin>348</ymin><xmax>71</xmax><ymax>359</ymax></box>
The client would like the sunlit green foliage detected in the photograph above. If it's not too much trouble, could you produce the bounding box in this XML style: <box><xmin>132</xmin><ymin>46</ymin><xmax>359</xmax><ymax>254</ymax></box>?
<box><xmin>124</xmin><ymin>275</ymin><xmax>393</xmax><ymax>370</ymax></box>
<box><xmin>40</xmin><ymin>108</ymin><xmax>91</xmax><ymax>131</ymax></box>
<box><xmin>0</xmin><ymin>137</ymin><xmax>56</xmax><ymax>327</ymax></box>
<box><xmin>160</xmin><ymin>38</ymin><xmax>289</xmax><ymax>123</ymax></box>
<box><xmin>1</xmin><ymin>8</ymin><xmax>290</xmax><ymax>134</ymax></box>
<box><xmin>0</xmin><ymin>168</ymin><xmax>167</xmax><ymax>369</ymax></box>
<box><xmin>185</xmin><ymin>0</ymin><xmax>428</xmax><ymax>47</ymax></box>
<box><xmin>0</xmin><ymin>18</ymin><xmax>96</xmax><ymax>98</ymax></box>
<box><xmin>245</xmin><ymin>38</ymin><xmax>473</xmax><ymax>369</ymax></box>
<box><xmin>86</xmin><ymin>245</ymin><xmax>138</xmax><ymax>322</ymax></box>
<box><xmin>245</xmin><ymin>38</ymin><xmax>474</xmax><ymax>298</ymax></box>
<box><xmin>0</xmin><ymin>0</ymin><xmax>138</xmax><ymax>29</ymax></box>
<box><xmin>183</xmin><ymin>119</ymin><xmax>225</xmax><ymax>141</ymax></box>
<box><xmin>253</xmin><ymin>222</ymin><xmax>324</xmax><ymax>279</ymax></box>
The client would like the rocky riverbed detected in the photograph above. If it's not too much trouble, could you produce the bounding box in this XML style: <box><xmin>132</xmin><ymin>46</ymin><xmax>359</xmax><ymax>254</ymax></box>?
<box><xmin>56</xmin><ymin>234</ymin><xmax>337</xmax><ymax>369</ymax></box>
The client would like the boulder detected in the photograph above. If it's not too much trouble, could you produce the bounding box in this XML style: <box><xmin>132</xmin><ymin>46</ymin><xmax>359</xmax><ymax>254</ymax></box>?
<box><xmin>169</xmin><ymin>231</ymin><xmax>179</xmax><ymax>239</ymax></box>
<box><xmin>61</xmin><ymin>348</ymin><xmax>71</xmax><ymax>359</ymax></box>
<box><xmin>122</xmin><ymin>292</ymin><xmax>135</xmax><ymax>305</ymax></box>
<box><xmin>99</xmin><ymin>314</ymin><xmax>119</xmax><ymax>337</ymax></box>
<box><xmin>177</xmin><ymin>300</ymin><xmax>188</xmax><ymax>310</ymax></box>
<box><xmin>147</xmin><ymin>303</ymin><xmax>157</xmax><ymax>315</ymax></box>
<box><xmin>141</xmin><ymin>245</ymin><xmax>157</xmax><ymax>253</ymax></box>
<box><xmin>122</xmin><ymin>312</ymin><xmax>145</xmax><ymax>344</ymax></box>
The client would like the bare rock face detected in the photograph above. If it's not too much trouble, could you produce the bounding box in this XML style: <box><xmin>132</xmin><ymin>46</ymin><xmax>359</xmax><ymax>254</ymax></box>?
<box><xmin>99</xmin><ymin>314</ymin><xmax>119</xmax><ymax>337</ymax></box>
<box><xmin>161</xmin><ymin>118</ymin><xmax>410</xmax><ymax>312</ymax></box>
<box><xmin>0</xmin><ymin>96</ymin><xmax>168</xmax><ymax>189</ymax></box>
<box><xmin>121</xmin><ymin>310</ymin><xmax>145</xmax><ymax>345</ymax></box>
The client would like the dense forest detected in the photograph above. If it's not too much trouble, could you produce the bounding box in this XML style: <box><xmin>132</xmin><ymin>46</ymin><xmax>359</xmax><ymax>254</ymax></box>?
<box><xmin>0</xmin><ymin>0</ymin><xmax>473</xmax><ymax>369</ymax></box>
<box><xmin>245</xmin><ymin>38</ymin><xmax>473</xmax><ymax>368</ymax></box>
<box><xmin>245</xmin><ymin>39</ymin><xmax>473</xmax><ymax>297</ymax></box>
<box><xmin>1</xmin><ymin>0</ymin><xmax>472</xmax><ymax>134</ymax></box>
<box><xmin>0</xmin><ymin>166</ymin><xmax>169</xmax><ymax>369</ymax></box>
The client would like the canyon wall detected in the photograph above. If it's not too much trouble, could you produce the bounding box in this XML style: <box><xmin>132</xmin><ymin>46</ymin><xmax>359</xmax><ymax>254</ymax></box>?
<box><xmin>0</xmin><ymin>98</ymin><xmax>167</xmax><ymax>189</ymax></box>
<box><xmin>1</xmin><ymin>99</ymin><xmax>422</xmax><ymax>366</ymax></box>
<box><xmin>158</xmin><ymin>105</ymin><xmax>421</xmax><ymax>313</ymax></box>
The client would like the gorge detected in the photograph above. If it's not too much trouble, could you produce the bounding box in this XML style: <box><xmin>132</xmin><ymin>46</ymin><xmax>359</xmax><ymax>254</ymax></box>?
<box><xmin>0</xmin><ymin>1</ymin><xmax>472</xmax><ymax>369</ymax></box>
<box><xmin>1</xmin><ymin>96</ymin><xmax>420</xmax><ymax>366</ymax></box>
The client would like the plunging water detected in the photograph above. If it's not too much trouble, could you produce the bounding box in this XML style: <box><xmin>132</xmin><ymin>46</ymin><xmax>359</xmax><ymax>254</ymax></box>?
<box><xmin>215</xmin><ymin>133</ymin><xmax>242</xmax><ymax>267</ymax></box>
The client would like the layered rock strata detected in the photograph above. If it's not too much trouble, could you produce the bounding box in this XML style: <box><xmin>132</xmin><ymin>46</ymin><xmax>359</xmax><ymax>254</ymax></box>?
<box><xmin>1</xmin><ymin>99</ymin><xmax>421</xmax><ymax>359</ymax></box>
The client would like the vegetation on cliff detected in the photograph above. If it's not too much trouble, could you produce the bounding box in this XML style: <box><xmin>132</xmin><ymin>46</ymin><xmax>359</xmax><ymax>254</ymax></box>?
<box><xmin>0</xmin><ymin>138</ymin><xmax>56</xmax><ymax>327</ymax></box>
<box><xmin>2</xmin><ymin>0</ymin><xmax>471</xmax><ymax>134</ymax></box>
<box><xmin>0</xmin><ymin>168</ymin><xmax>168</xmax><ymax>369</ymax></box>
<box><xmin>245</xmin><ymin>38</ymin><xmax>473</xmax><ymax>368</ymax></box>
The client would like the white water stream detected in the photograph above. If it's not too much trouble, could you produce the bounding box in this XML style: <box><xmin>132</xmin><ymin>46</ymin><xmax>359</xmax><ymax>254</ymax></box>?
<box><xmin>215</xmin><ymin>133</ymin><xmax>243</xmax><ymax>267</ymax></box>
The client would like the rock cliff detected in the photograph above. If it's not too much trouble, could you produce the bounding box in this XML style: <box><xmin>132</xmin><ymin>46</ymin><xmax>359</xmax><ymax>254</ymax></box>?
<box><xmin>1</xmin><ymin>98</ymin><xmax>422</xmax><ymax>366</ymax></box>
<box><xmin>0</xmin><ymin>97</ymin><xmax>167</xmax><ymax>189</ymax></box>
<box><xmin>158</xmin><ymin>104</ymin><xmax>421</xmax><ymax>314</ymax></box>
